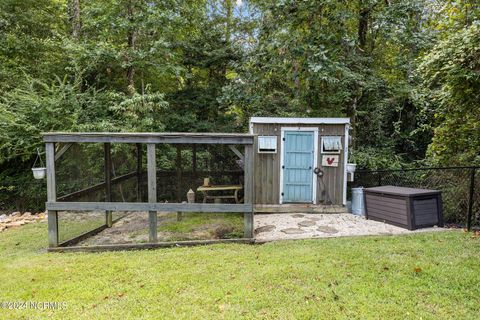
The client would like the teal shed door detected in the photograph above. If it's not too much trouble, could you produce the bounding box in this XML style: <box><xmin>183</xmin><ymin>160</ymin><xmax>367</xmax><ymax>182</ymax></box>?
<box><xmin>282</xmin><ymin>131</ymin><xmax>315</xmax><ymax>203</ymax></box>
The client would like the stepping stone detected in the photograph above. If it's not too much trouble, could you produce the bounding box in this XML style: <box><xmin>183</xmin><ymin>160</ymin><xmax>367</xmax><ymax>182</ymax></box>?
<box><xmin>291</xmin><ymin>214</ymin><xmax>304</xmax><ymax>218</ymax></box>
<box><xmin>298</xmin><ymin>220</ymin><xmax>316</xmax><ymax>227</ymax></box>
<box><xmin>255</xmin><ymin>225</ymin><xmax>276</xmax><ymax>234</ymax></box>
<box><xmin>317</xmin><ymin>226</ymin><xmax>339</xmax><ymax>234</ymax></box>
<box><xmin>281</xmin><ymin>228</ymin><xmax>306</xmax><ymax>234</ymax></box>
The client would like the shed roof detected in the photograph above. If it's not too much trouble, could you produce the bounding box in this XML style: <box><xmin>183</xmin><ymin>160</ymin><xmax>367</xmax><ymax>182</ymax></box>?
<box><xmin>249</xmin><ymin>117</ymin><xmax>350</xmax><ymax>126</ymax></box>
<box><xmin>42</xmin><ymin>132</ymin><xmax>254</xmax><ymax>144</ymax></box>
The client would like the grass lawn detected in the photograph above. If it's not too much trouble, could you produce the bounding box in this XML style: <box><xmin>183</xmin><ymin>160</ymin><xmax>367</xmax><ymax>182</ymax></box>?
<box><xmin>0</xmin><ymin>222</ymin><xmax>479</xmax><ymax>319</ymax></box>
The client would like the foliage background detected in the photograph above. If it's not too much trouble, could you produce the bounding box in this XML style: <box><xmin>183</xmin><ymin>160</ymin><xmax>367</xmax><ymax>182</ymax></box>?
<box><xmin>0</xmin><ymin>0</ymin><xmax>479</xmax><ymax>211</ymax></box>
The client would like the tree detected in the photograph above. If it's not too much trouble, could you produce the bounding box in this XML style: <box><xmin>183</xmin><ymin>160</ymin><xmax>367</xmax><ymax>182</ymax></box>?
<box><xmin>418</xmin><ymin>24</ymin><xmax>480</xmax><ymax>165</ymax></box>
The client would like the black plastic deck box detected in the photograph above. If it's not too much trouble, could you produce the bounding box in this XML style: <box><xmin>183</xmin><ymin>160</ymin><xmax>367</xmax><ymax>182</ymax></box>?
<box><xmin>364</xmin><ymin>186</ymin><xmax>443</xmax><ymax>230</ymax></box>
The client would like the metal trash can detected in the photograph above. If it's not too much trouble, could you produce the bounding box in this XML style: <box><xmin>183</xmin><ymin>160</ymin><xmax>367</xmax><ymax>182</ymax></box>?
<box><xmin>351</xmin><ymin>187</ymin><xmax>365</xmax><ymax>216</ymax></box>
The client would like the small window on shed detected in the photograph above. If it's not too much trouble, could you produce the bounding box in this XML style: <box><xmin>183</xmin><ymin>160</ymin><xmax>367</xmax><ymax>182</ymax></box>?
<box><xmin>321</xmin><ymin>136</ymin><xmax>342</xmax><ymax>154</ymax></box>
<box><xmin>258</xmin><ymin>136</ymin><xmax>277</xmax><ymax>153</ymax></box>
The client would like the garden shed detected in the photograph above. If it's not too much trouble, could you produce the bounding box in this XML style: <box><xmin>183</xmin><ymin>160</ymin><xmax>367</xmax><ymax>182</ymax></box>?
<box><xmin>249</xmin><ymin>117</ymin><xmax>351</xmax><ymax>211</ymax></box>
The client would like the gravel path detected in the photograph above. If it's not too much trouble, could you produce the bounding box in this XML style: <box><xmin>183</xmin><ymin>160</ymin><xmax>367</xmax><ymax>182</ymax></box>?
<box><xmin>254</xmin><ymin>213</ymin><xmax>446</xmax><ymax>242</ymax></box>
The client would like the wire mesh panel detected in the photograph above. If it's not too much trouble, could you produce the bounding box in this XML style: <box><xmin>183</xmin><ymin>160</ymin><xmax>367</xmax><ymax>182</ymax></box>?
<box><xmin>71</xmin><ymin>212</ymin><xmax>244</xmax><ymax>245</ymax></box>
<box><xmin>351</xmin><ymin>167</ymin><xmax>480</xmax><ymax>227</ymax></box>
<box><xmin>51</xmin><ymin>140</ymin><xmax>249</xmax><ymax>247</ymax></box>
<box><xmin>57</xmin><ymin>211</ymin><xmax>105</xmax><ymax>244</ymax></box>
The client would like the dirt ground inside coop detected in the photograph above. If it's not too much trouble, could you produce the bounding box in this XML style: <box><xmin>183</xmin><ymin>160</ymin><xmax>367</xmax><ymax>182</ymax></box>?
<box><xmin>77</xmin><ymin>212</ymin><xmax>244</xmax><ymax>245</ymax></box>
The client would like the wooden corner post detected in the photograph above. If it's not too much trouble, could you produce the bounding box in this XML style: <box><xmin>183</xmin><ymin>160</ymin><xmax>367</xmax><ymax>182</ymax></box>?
<box><xmin>46</xmin><ymin>142</ymin><xmax>58</xmax><ymax>247</ymax></box>
<box><xmin>244</xmin><ymin>144</ymin><xmax>254</xmax><ymax>238</ymax></box>
<box><xmin>147</xmin><ymin>144</ymin><xmax>158</xmax><ymax>242</ymax></box>
<box><xmin>104</xmin><ymin>143</ymin><xmax>113</xmax><ymax>227</ymax></box>
<box><xmin>136</xmin><ymin>143</ymin><xmax>143</xmax><ymax>202</ymax></box>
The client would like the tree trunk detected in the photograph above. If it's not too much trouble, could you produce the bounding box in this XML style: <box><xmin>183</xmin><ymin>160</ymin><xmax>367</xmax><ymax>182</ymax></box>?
<box><xmin>358</xmin><ymin>1</ymin><xmax>369</xmax><ymax>52</ymax></box>
<box><xmin>126</xmin><ymin>0</ymin><xmax>136</xmax><ymax>94</ymax></box>
<box><xmin>68</xmin><ymin>0</ymin><xmax>82</xmax><ymax>40</ymax></box>
<box><xmin>225</xmin><ymin>0</ymin><xmax>233</xmax><ymax>45</ymax></box>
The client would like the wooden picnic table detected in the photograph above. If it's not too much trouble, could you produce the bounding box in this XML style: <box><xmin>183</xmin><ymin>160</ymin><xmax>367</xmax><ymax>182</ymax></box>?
<box><xmin>196</xmin><ymin>185</ymin><xmax>243</xmax><ymax>203</ymax></box>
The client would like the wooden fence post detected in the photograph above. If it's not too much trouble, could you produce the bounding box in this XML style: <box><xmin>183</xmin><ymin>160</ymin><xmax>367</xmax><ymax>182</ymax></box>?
<box><xmin>244</xmin><ymin>144</ymin><xmax>254</xmax><ymax>238</ymax></box>
<box><xmin>147</xmin><ymin>144</ymin><xmax>158</xmax><ymax>242</ymax></box>
<box><xmin>136</xmin><ymin>143</ymin><xmax>143</xmax><ymax>202</ymax></box>
<box><xmin>46</xmin><ymin>142</ymin><xmax>58</xmax><ymax>247</ymax></box>
<box><xmin>177</xmin><ymin>146</ymin><xmax>183</xmax><ymax>221</ymax></box>
<box><xmin>104</xmin><ymin>143</ymin><xmax>113</xmax><ymax>227</ymax></box>
<box><xmin>192</xmin><ymin>144</ymin><xmax>197</xmax><ymax>184</ymax></box>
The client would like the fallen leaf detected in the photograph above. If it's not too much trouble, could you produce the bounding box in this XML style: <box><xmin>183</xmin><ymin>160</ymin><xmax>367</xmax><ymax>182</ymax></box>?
<box><xmin>414</xmin><ymin>267</ymin><xmax>422</xmax><ymax>273</ymax></box>
<box><xmin>117</xmin><ymin>292</ymin><xmax>124</xmax><ymax>298</ymax></box>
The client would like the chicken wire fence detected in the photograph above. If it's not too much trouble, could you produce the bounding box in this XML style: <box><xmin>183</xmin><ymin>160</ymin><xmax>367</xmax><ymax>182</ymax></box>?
<box><xmin>351</xmin><ymin>167</ymin><xmax>480</xmax><ymax>228</ymax></box>
<box><xmin>55</xmin><ymin>142</ymin><xmax>245</xmax><ymax>244</ymax></box>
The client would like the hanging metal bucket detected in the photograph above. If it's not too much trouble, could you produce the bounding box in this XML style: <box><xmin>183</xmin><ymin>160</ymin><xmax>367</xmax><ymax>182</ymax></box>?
<box><xmin>32</xmin><ymin>167</ymin><xmax>46</xmax><ymax>180</ymax></box>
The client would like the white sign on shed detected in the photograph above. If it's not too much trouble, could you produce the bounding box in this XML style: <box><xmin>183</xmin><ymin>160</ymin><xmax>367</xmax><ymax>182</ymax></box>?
<box><xmin>322</xmin><ymin>155</ymin><xmax>339</xmax><ymax>167</ymax></box>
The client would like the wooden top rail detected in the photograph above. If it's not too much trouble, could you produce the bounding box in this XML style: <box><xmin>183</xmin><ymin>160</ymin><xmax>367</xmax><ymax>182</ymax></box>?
<box><xmin>42</xmin><ymin>132</ymin><xmax>255</xmax><ymax>145</ymax></box>
<box><xmin>46</xmin><ymin>201</ymin><xmax>252</xmax><ymax>213</ymax></box>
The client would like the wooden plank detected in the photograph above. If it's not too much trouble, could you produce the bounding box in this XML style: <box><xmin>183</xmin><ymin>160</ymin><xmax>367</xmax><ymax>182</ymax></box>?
<box><xmin>272</xmin><ymin>134</ymin><xmax>280</xmax><ymax>204</ymax></box>
<box><xmin>54</xmin><ymin>142</ymin><xmax>73</xmax><ymax>161</ymax></box>
<box><xmin>46</xmin><ymin>143</ymin><xmax>56</xmax><ymax>202</ymax></box>
<box><xmin>197</xmin><ymin>185</ymin><xmax>243</xmax><ymax>191</ymax></box>
<box><xmin>48</xmin><ymin>238</ymin><xmax>255</xmax><ymax>252</ymax></box>
<box><xmin>192</xmin><ymin>144</ymin><xmax>197</xmax><ymax>185</ymax></box>
<box><xmin>46</xmin><ymin>202</ymin><xmax>252</xmax><ymax>212</ymax></box>
<box><xmin>104</xmin><ymin>143</ymin><xmax>112</xmax><ymax>227</ymax></box>
<box><xmin>43</xmin><ymin>132</ymin><xmax>254</xmax><ymax>145</ymax></box>
<box><xmin>46</xmin><ymin>142</ymin><xmax>58</xmax><ymax>247</ymax></box>
<box><xmin>136</xmin><ymin>143</ymin><xmax>143</xmax><ymax>202</ymax></box>
<box><xmin>176</xmin><ymin>146</ymin><xmax>182</xmax><ymax>202</ymax></box>
<box><xmin>176</xmin><ymin>145</ymin><xmax>182</xmax><ymax>221</ymax></box>
<box><xmin>47</xmin><ymin>211</ymin><xmax>58</xmax><ymax>247</ymax></box>
<box><xmin>243</xmin><ymin>144</ymin><xmax>254</xmax><ymax>238</ymax></box>
<box><xmin>228</xmin><ymin>145</ymin><xmax>244</xmax><ymax>162</ymax></box>
<box><xmin>147</xmin><ymin>143</ymin><xmax>157</xmax><ymax>243</ymax></box>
